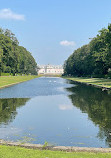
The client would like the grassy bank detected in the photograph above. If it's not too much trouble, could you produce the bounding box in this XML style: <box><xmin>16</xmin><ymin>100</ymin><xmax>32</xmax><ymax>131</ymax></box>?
<box><xmin>0</xmin><ymin>145</ymin><xmax>111</xmax><ymax>158</ymax></box>
<box><xmin>0</xmin><ymin>75</ymin><xmax>41</xmax><ymax>89</ymax></box>
<box><xmin>63</xmin><ymin>77</ymin><xmax>111</xmax><ymax>89</ymax></box>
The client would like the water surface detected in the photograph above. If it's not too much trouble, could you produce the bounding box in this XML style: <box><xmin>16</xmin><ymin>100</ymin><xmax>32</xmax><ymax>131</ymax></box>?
<box><xmin>0</xmin><ymin>77</ymin><xmax>111</xmax><ymax>147</ymax></box>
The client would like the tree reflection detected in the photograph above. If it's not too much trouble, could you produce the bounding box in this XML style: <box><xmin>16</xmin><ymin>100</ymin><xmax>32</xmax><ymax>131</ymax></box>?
<box><xmin>0</xmin><ymin>98</ymin><xmax>29</xmax><ymax>125</ymax></box>
<box><xmin>66</xmin><ymin>81</ymin><xmax>111</xmax><ymax>147</ymax></box>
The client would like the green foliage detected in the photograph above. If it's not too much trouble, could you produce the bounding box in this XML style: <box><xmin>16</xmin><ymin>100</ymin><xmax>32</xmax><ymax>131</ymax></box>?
<box><xmin>1</xmin><ymin>73</ymin><xmax>12</xmax><ymax>76</ymax></box>
<box><xmin>42</xmin><ymin>141</ymin><xmax>48</xmax><ymax>148</ymax></box>
<box><xmin>0</xmin><ymin>28</ymin><xmax>37</xmax><ymax>75</ymax></box>
<box><xmin>64</xmin><ymin>24</ymin><xmax>111</xmax><ymax>78</ymax></box>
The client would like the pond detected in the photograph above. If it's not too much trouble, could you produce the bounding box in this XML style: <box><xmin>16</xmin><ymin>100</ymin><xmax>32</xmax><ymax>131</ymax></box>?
<box><xmin>0</xmin><ymin>77</ymin><xmax>111</xmax><ymax>148</ymax></box>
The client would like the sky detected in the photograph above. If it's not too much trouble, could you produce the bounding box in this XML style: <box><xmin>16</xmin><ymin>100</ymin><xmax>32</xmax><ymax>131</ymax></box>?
<box><xmin>0</xmin><ymin>0</ymin><xmax>111</xmax><ymax>65</ymax></box>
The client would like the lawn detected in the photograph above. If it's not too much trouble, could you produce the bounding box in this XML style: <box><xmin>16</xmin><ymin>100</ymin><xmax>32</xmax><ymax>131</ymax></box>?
<box><xmin>0</xmin><ymin>145</ymin><xmax>111</xmax><ymax>158</ymax></box>
<box><xmin>0</xmin><ymin>75</ymin><xmax>40</xmax><ymax>89</ymax></box>
<box><xmin>64</xmin><ymin>77</ymin><xmax>111</xmax><ymax>88</ymax></box>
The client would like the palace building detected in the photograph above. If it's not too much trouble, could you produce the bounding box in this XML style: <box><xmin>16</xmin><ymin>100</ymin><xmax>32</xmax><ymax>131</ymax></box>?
<box><xmin>38</xmin><ymin>64</ymin><xmax>64</xmax><ymax>75</ymax></box>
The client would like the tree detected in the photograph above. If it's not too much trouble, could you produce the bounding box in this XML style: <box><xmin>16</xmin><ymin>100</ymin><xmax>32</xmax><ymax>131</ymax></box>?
<box><xmin>64</xmin><ymin>23</ymin><xmax>111</xmax><ymax>78</ymax></box>
<box><xmin>0</xmin><ymin>28</ymin><xmax>37</xmax><ymax>75</ymax></box>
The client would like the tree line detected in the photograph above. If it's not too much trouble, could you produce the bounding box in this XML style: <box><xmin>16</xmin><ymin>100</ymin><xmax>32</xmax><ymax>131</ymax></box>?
<box><xmin>64</xmin><ymin>24</ymin><xmax>111</xmax><ymax>78</ymax></box>
<box><xmin>0</xmin><ymin>28</ymin><xmax>37</xmax><ymax>75</ymax></box>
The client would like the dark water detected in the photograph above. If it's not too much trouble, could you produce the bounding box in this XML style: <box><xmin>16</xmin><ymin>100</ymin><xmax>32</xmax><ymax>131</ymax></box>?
<box><xmin>0</xmin><ymin>77</ymin><xmax>111</xmax><ymax>147</ymax></box>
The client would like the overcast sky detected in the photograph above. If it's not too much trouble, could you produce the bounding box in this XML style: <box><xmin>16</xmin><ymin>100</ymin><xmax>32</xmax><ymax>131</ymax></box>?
<box><xmin>0</xmin><ymin>0</ymin><xmax>111</xmax><ymax>65</ymax></box>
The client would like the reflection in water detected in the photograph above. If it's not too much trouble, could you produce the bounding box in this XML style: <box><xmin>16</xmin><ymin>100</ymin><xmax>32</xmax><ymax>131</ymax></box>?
<box><xmin>0</xmin><ymin>78</ymin><xmax>111</xmax><ymax>147</ymax></box>
<box><xmin>59</xmin><ymin>104</ymin><xmax>73</xmax><ymax>110</ymax></box>
<box><xmin>0</xmin><ymin>98</ymin><xmax>29</xmax><ymax>125</ymax></box>
<box><xmin>66</xmin><ymin>81</ymin><xmax>111</xmax><ymax>147</ymax></box>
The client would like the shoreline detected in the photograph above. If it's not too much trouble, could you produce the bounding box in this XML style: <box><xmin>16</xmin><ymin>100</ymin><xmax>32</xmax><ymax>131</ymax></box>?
<box><xmin>0</xmin><ymin>140</ymin><xmax>111</xmax><ymax>153</ymax></box>
<box><xmin>63</xmin><ymin>77</ymin><xmax>111</xmax><ymax>90</ymax></box>
<box><xmin>0</xmin><ymin>80</ymin><xmax>32</xmax><ymax>90</ymax></box>
<box><xmin>0</xmin><ymin>75</ymin><xmax>40</xmax><ymax>90</ymax></box>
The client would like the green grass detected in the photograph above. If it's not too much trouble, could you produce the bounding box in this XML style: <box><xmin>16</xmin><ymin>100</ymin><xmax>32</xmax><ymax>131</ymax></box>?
<box><xmin>0</xmin><ymin>75</ymin><xmax>41</xmax><ymax>89</ymax></box>
<box><xmin>0</xmin><ymin>145</ymin><xmax>111</xmax><ymax>158</ymax></box>
<box><xmin>63</xmin><ymin>77</ymin><xmax>111</xmax><ymax>88</ymax></box>
<box><xmin>1</xmin><ymin>73</ymin><xmax>13</xmax><ymax>76</ymax></box>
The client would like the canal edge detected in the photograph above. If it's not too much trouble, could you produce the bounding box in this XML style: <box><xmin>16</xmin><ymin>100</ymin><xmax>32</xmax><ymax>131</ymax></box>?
<box><xmin>0</xmin><ymin>76</ymin><xmax>40</xmax><ymax>90</ymax></box>
<box><xmin>0</xmin><ymin>140</ymin><xmax>111</xmax><ymax>153</ymax></box>
<box><xmin>64</xmin><ymin>77</ymin><xmax>111</xmax><ymax>90</ymax></box>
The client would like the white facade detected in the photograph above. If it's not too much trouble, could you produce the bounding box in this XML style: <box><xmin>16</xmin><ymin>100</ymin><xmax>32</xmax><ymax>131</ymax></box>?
<box><xmin>38</xmin><ymin>65</ymin><xmax>64</xmax><ymax>75</ymax></box>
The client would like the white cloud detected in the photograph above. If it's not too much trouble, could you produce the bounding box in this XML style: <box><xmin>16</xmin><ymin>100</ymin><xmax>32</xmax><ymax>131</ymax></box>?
<box><xmin>59</xmin><ymin>104</ymin><xmax>73</xmax><ymax>110</ymax></box>
<box><xmin>0</xmin><ymin>8</ymin><xmax>25</xmax><ymax>20</ymax></box>
<box><xmin>60</xmin><ymin>40</ymin><xmax>76</xmax><ymax>47</ymax></box>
